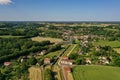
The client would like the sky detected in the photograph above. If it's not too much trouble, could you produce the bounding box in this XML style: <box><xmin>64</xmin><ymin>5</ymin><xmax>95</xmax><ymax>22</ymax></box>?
<box><xmin>0</xmin><ymin>0</ymin><xmax>120</xmax><ymax>21</ymax></box>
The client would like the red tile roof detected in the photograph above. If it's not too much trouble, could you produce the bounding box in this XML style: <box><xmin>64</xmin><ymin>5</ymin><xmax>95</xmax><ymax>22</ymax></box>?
<box><xmin>4</xmin><ymin>62</ymin><xmax>11</xmax><ymax>66</ymax></box>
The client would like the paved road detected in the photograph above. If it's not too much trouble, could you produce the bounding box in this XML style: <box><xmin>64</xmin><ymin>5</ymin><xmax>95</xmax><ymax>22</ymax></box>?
<box><xmin>51</xmin><ymin>44</ymin><xmax>76</xmax><ymax>80</ymax></box>
<box><xmin>51</xmin><ymin>45</ymin><xmax>70</xmax><ymax>65</ymax></box>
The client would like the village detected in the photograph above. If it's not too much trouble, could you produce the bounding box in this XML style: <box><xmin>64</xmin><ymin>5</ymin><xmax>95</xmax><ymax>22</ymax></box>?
<box><xmin>0</xmin><ymin>22</ymin><xmax>120</xmax><ymax>80</ymax></box>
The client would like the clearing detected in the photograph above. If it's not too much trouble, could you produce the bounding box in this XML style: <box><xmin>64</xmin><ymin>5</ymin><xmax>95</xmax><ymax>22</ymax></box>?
<box><xmin>73</xmin><ymin>65</ymin><xmax>120</xmax><ymax>80</ymax></box>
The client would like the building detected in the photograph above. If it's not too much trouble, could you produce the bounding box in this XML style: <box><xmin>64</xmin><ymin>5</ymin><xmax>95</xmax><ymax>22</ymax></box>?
<box><xmin>44</xmin><ymin>58</ymin><xmax>51</xmax><ymax>64</ymax></box>
<box><xmin>65</xmin><ymin>66</ymin><xmax>71</xmax><ymax>72</ymax></box>
<box><xmin>98</xmin><ymin>56</ymin><xmax>110</xmax><ymax>64</ymax></box>
<box><xmin>86</xmin><ymin>58</ymin><xmax>91</xmax><ymax>64</ymax></box>
<box><xmin>61</xmin><ymin>59</ymin><xmax>73</xmax><ymax>65</ymax></box>
<box><xmin>4</xmin><ymin>62</ymin><xmax>11</xmax><ymax>66</ymax></box>
<box><xmin>21</xmin><ymin>56</ymin><xmax>28</xmax><ymax>63</ymax></box>
<box><xmin>62</xmin><ymin>56</ymin><xmax>69</xmax><ymax>60</ymax></box>
<box><xmin>61</xmin><ymin>56</ymin><xmax>73</xmax><ymax>65</ymax></box>
<box><xmin>40</xmin><ymin>50</ymin><xmax>47</xmax><ymax>55</ymax></box>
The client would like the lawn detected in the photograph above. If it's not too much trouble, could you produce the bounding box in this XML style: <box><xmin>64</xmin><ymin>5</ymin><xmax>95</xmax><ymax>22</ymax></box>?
<box><xmin>73</xmin><ymin>65</ymin><xmax>120</xmax><ymax>80</ymax></box>
<box><xmin>93</xmin><ymin>40</ymin><xmax>120</xmax><ymax>48</ymax></box>
<box><xmin>31</xmin><ymin>37</ymin><xmax>62</xmax><ymax>44</ymax></box>
<box><xmin>44</xmin><ymin>49</ymin><xmax>65</xmax><ymax>58</ymax></box>
<box><xmin>63</xmin><ymin>44</ymin><xmax>76</xmax><ymax>56</ymax></box>
<box><xmin>71</xmin><ymin>44</ymin><xmax>80</xmax><ymax>54</ymax></box>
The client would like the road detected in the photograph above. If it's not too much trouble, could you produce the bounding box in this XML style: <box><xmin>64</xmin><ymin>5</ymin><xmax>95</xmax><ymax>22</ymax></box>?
<box><xmin>53</xmin><ymin>44</ymin><xmax>76</xmax><ymax>80</ymax></box>
<box><xmin>51</xmin><ymin>44</ymin><xmax>70</xmax><ymax>65</ymax></box>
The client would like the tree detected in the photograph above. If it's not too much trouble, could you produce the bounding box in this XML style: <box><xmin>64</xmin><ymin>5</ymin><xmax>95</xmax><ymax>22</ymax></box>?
<box><xmin>44</xmin><ymin>69</ymin><xmax>53</xmax><ymax>80</ymax></box>
<box><xmin>69</xmin><ymin>53</ymin><xmax>78</xmax><ymax>59</ymax></box>
<box><xmin>27</xmin><ymin>56</ymin><xmax>37</xmax><ymax>65</ymax></box>
<box><xmin>113</xmin><ymin>57</ymin><xmax>120</xmax><ymax>67</ymax></box>
<box><xmin>75</xmin><ymin>58</ymin><xmax>86</xmax><ymax>65</ymax></box>
<box><xmin>0</xmin><ymin>71</ymin><xmax>4</xmax><ymax>80</ymax></box>
<box><xmin>47</xmin><ymin>44</ymin><xmax>62</xmax><ymax>53</ymax></box>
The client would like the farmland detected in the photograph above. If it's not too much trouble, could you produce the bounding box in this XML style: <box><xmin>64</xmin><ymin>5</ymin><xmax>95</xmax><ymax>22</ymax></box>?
<box><xmin>73</xmin><ymin>65</ymin><xmax>120</xmax><ymax>80</ymax></box>
<box><xmin>93</xmin><ymin>40</ymin><xmax>120</xmax><ymax>48</ymax></box>
<box><xmin>31</xmin><ymin>37</ymin><xmax>62</xmax><ymax>44</ymax></box>
<box><xmin>29</xmin><ymin>67</ymin><xmax>42</xmax><ymax>80</ymax></box>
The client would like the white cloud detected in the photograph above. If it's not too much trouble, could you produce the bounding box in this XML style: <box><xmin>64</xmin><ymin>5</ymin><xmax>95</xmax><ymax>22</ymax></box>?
<box><xmin>0</xmin><ymin>0</ymin><xmax>12</xmax><ymax>5</ymax></box>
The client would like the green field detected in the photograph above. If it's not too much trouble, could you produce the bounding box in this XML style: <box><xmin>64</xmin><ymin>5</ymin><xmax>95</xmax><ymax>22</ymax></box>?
<box><xmin>93</xmin><ymin>40</ymin><xmax>120</xmax><ymax>48</ymax></box>
<box><xmin>104</xmin><ymin>28</ymin><xmax>119</xmax><ymax>31</ymax></box>
<box><xmin>44</xmin><ymin>49</ymin><xmax>64</xmax><ymax>58</ymax></box>
<box><xmin>31</xmin><ymin>37</ymin><xmax>62</xmax><ymax>44</ymax></box>
<box><xmin>0</xmin><ymin>35</ymin><xmax>24</xmax><ymax>38</ymax></box>
<box><xmin>63</xmin><ymin>44</ymin><xmax>76</xmax><ymax>56</ymax></box>
<box><xmin>71</xmin><ymin>44</ymin><xmax>79</xmax><ymax>53</ymax></box>
<box><xmin>73</xmin><ymin>65</ymin><xmax>120</xmax><ymax>80</ymax></box>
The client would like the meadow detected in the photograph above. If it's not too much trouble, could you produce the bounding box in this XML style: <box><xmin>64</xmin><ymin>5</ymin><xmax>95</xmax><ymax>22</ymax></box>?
<box><xmin>93</xmin><ymin>40</ymin><xmax>120</xmax><ymax>48</ymax></box>
<box><xmin>73</xmin><ymin>65</ymin><xmax>120</xmax><ymax>80</ymax></box>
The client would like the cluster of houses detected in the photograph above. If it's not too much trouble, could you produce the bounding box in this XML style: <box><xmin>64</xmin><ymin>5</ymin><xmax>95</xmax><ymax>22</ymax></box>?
<box><xmin>35</xmin><ymin>50</ymin><xmax>47</xmax><ymax>58</ymax></box>
<box><xmin>98</xmin><ymin>56</ymin><xmax>110</xmax><ymax>64</ymax></box>
<box><xmin>62</xmin><ymin>30</ymin><xmax>72</xmax><ymax>41</ymax></box>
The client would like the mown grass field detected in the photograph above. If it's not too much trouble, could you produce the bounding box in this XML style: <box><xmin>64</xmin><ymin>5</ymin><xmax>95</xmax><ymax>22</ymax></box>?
<box><xmin>31</xmin><ymin>37</ymin><xmax>62</xmax><ymax>43</ymax></box>
<box><xmin>93</xmin><ymin>40</ymin><xmax>120</xmax><ymax>48</ymax></box>
<box><xmin>73</xmin><ymin>65</ymin><xmax>120</xmax><ymax>80</ymax></box>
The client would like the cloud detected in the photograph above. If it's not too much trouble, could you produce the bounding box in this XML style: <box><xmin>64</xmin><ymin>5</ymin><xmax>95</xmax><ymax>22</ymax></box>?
<box><xmin>0</xmin><ymin>0</ymin><xmax>12</xmax><ymax>5</ymax></box>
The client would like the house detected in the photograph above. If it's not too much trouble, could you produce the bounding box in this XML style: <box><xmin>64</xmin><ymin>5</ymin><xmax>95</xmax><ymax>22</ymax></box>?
<box><xmin>86</xmin><ymin>58</ymin><xmax>91</xmax><ymax>64</ymax></box>
<box><xmin>61</xmin><ymin>56</ymin><xmax>73</xmax><ymax>65</ymax></box>
<box><xmin>61</xmin><ymin>59</ymin><xmax>73</xmax><ymax>65</ymax></box>
<box><xmin>62</xmin><ymin>56</ymin><xmax>69</xmax><ymax>60</ymax></box>
<box><xmin>44</xmin><ymin>58</ymin><xmax>51</xmax><ymax>64</ymax></box>
<box><xmin>40</xmin><ymin>50</ymin><xmax>47</xmax><ymax>55</ymax></box>
<box><xmin>4</xmin><ymin>62</ymin><xmax>11</xmax><ymax>66</ymax></box>
<box><xmin>65</xmin><ymin>66</ymin><xmax>71</xmax><ymax>72</ymax></box>
<box><xmin>98</xmin><ymin>56</ymin><xmax>110</xmax><ymax>64</ymax></box>
<box><xmin>21</xmin><ymin>56</ymin><xmax>28</xmax><ymax>63</ymax></box>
